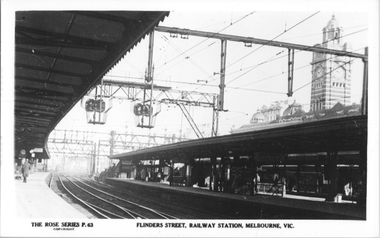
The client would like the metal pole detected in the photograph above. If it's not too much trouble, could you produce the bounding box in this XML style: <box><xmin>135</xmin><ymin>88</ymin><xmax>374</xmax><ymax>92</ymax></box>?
<box><xmin>218</xmin><ymin>40</ymin><xmax>227</xmax><ymax>111</ymax></box>
<box><xmin>148</xmin><ymin>31</ymin><xmax>155</xmax><ymax>127</ymax></box>
<box><xmin>361</xmin><ymin>47</ymin><xmax>368</xmax><ymax>115</ymax></box>
<box><xmin>287</xmin><ymin>49</ymin><xmax>294</xmax><ymax>97</ymax></box>
<box><xmin>96</xmin><ymin>140</ymin><xmax>100</xmax><ymax>174</ymax></box>
<box><xmin>211</xmin><ymin>95</ymin><xmax>219</xmax><ymax>136</ymax></box>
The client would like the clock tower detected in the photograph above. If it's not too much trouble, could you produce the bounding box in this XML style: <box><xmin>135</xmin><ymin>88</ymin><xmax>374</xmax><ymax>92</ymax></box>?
<box><xmin>310</xmin><ymin>15</ymin><xmax>352</xmax><ymax>112</ymax></box>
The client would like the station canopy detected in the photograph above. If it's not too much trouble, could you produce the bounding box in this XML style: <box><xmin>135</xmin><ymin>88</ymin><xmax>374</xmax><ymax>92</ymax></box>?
<box><xmin>14</xmin><ymin>11</ymin><xmax>169</xmax><ymax>157</ymax></box>
<box><xmin>111</xmin><ymin>115</ymin><xmax>367</xmax><ymax>165</ymax></box>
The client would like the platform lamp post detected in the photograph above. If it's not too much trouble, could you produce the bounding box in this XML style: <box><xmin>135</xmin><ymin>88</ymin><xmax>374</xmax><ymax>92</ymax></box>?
<box><xmin>361</xmin><ymin>47</ymin><xmax>368</xmax><ymax>116</ymax></box>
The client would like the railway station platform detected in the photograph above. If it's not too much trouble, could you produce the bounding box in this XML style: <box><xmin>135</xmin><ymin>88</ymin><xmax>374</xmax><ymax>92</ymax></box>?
<box><xmin>106</xmin><ymin>178</ymin><xmax>366</xmax><ymax>220</ymax></box>
<box><xmin>13</xmin><ymin>172</ymin><xmax>88</xmax><ymax>219</ymax></box>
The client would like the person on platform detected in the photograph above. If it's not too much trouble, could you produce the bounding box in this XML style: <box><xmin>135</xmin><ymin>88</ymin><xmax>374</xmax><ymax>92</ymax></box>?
<box><xmin>268</xmin><ymin>175</ymin><xmax>279</xmax><ymax>193</ymax></box>
<box><xmin>21</xmin><ymin>159</ymin><xmax>31</xmax><ymax>183</ymax></box>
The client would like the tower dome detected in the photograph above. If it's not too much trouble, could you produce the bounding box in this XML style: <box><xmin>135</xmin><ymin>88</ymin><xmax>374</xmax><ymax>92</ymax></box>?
<box><xmin>250</xmin><ymin>112</ymin><xmax>265</xmax><ymax>123</ymax></box>
<box><xmin>326</xmin><ymin>15</ymin><xmax>339</xmax><ymax>29</ymax></box>
<box><xmin>283</xmin><ymin>101</ymin><xmax>303</xmax><ymax>117</ymax></box>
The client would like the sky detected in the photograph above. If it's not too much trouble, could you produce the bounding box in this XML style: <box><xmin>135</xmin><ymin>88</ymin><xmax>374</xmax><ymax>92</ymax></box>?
<box><xmin>54</xmin><ymin>10</ymin><xmax>370</xmax><ymax>141</ymax></box>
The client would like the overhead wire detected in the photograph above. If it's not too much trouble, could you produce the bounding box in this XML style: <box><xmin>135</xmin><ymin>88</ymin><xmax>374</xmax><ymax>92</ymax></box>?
<box><xmin>154</xmin><ymin>11</ymin><xmax>256</xmax><ymax>74</ymax></box>
<box><xmin>281</xmin><ymin>23</ymin><xmax>368</xmax><ymax>42</ymax></box>
<box><xmin>161</xmin><ymin>11</ymin><xmax>257</xmax><ymax>93</ymax></box>
<box><xmin>192</xmin><ymin>12</ymin><xmax>320</xmax><ymax>93</ymax></box>
<box><xmin>195</xmin><ymin>27</ymin><xmax>367</xmax><ymax>90</ymax></box>
<box><xmin>292</xmin><ymin>57</ymin><xmax>360</xmax><ymax>94</ymax></box>
<box><xmin>121</xmin><ymin>13</ymin><xmax>366</xmax><ymax>99</ymax></box>
<box><xmin>227</xmin><ymin>47</ymin><xmax>364</xmax><ymax>96</ymax></box>
<box><xmin>224</xmin><ymin>11</ymin><xmax>320</xmax><ymax>86</ymax></box>
<box><xmin>225</xmin><ymin>28</ymin><xmax>367</xmax><ymax>93</ymax></box>
<box><xmin>164</xmin><ymin>35</ymin><xmax>211</xmax><ymax>77</ymax></box>
<box><xmin>155</xmin><ymin>33</ymin><xmax>217</xmax><ymax>78</ymax></box>
<box><xmin>111</xmin><ymin>27</ymin><xmax>366</xmax><ymax>99</ymax></box>
<box><xmin>155</xmin><ymin>35</ymin><xmax>170</xmax><ymax>66</ymax></box>
<box><xmin>107</xmin><ymin>45</ymin><xmax>364</xmax><ymax>97</ymax></box>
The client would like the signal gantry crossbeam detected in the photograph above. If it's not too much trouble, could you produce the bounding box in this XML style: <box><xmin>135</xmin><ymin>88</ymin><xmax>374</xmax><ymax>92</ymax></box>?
<box><xmin>88</xmin><ymin>79</ymin><xmax>220</xmax><ymax>137</ymax></box>
<box><xmin>48</xmin><ymin>129</ymin><xmax>189</xmax><ymax>174</ymax></box>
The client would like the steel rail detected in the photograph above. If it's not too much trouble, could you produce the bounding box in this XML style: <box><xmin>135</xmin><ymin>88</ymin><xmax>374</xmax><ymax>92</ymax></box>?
<box><xmin>73</xmin><ymin>176</ymin><xmax>178</xmax><ymax>219</ymax></box>
<box><xmin>56</xmin><ymin>174</ymin><xmax>111</xmax><ymax>219</ymax></box>
<box><xmin>83</xmin><ymin>202</ymin><xmax>128</xmax><ymax>219</ymax></box>
<box><xmin>63</xmin><ymin>175</ymin><xmax>145</xmax><ymax>219</ymax></box>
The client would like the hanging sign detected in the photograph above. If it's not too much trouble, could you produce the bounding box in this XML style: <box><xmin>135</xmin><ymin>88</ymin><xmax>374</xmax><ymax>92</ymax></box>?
<box><xmin>33</xmin><ymin>148</ymin><xmax>43</xmax><ymax>153</ymax></box>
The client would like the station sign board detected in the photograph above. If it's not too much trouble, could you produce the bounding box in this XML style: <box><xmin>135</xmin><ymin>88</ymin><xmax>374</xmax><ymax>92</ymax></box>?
<box><xmin>253</xmin><ymin>152</ymin><xmax>286</xmax><ymax>164</ymax></box>
<box><xmin>121</xmin><ymin>160</ymin><xmax>132</xmax><ymax>165</ymax></box>
<box><xmin>33</xmin><ymin>148</ymin><xmax>44</xmax><ymax>153</ymax></box>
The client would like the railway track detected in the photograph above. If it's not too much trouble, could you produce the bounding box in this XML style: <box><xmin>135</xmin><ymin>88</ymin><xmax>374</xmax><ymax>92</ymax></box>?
<box><xmin>56</xmin><ymin>173</ymin><xmax>178</xmax><ymax>219</ymax></box>
<box><xmin>78</xmin><ymin>177</ymin><xmax>234</xmax><ymax>219</ymax></box>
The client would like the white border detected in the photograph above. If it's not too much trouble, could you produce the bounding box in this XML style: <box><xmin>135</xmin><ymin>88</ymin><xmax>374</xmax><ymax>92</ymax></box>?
<box><xmin>1</xmin><ymin>0</ymin><xmax>379</xmax><ymax>237</ymax></box>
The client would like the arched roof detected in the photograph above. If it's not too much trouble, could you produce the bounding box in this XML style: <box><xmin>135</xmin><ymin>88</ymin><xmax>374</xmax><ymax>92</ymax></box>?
<box><xmin>283</xmin><ymin>101</ymin><xmax>302</xmax><ymax>117</ymax></box>
<box><xmin>250</xmin><ymin>112</ymin><xmax>265</xmax><ymax>123</ymax></box>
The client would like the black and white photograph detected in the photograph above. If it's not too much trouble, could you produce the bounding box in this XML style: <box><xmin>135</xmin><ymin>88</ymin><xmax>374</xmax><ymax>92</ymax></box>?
<box><xmin>1</xmin><ymin>0</ymin><xmax>379</xmax><ymax>237</ymax></box>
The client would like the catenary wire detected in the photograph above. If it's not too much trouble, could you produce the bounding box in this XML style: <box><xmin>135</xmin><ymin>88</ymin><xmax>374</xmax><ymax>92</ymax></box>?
<box><xmin>154</xmin><ymin>11</ymin><xmax>256</xmax><ymax>73</ymax></box>
<box><xmin>191</xmin><ymin>12</ymin><xmax>320</xmax><ymax>93</ymax></box>
<box><xmin>193</xmin><ymin>27</ymin><xmax>367</xmax><ymax>88</ymax></box>
<box><xmin>225</xmin><ymin>29</ymin><xmax>367</xmax><ymax>92</ymax></box>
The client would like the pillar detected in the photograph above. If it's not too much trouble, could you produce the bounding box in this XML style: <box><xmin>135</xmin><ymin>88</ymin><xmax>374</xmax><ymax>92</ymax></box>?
<box><xmin>170</xmin><ymin>160</ymin><xmax>174</xmax><ymax>186</ymax></box>
<box><xmin>296</xmin><ymin>164</ymin><xmax>301</xmax><ymax>193</ymax></box>
<box><xmin>325</xmin><ymin>151</ymin><xmax>338</xmax><ymax>201</ymax></box>
<box><xmin>209</xmin><ymin>157</ymin><xmax>214</xmax><ymax>191</ymax></box>
<box><xmin>282</xmin><ymin>154</ymin><xmax>288</xmax><ymax>196</ymax></box>
<box><xmin>358</xmin><ymin>142</ymin><xmax>367</xmax><ymax>207</ymax></box>
<box><xmin>210</xmin><ymin>157</ymin><xmax>217</xmax><ymax>191</ymax></box>
<box><xmin>185</xmin><ymin>161</ymin><xmax>192</xmax><ymax>187</ymax></box>
<box><xmin>251</xmin><ymin>155</ymin><xmax>257</xmax><ymax>195</ymax></box>
<box><xmin>220</xmin><ymin>157</ymin><xmax>228</xmax><ymax>192</ymax></box>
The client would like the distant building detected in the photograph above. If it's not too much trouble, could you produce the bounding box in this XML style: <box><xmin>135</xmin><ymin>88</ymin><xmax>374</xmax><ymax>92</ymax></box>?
<box><xmin>250</xmin><ymin>101</ymin><xmax>288</xmax><ymax>123</ymax></box>
<box><xmin>310</xmin><ymin>15</ymin><xmax>352</xmax><ymax>112</ymax></box>
<box><xmin>282</xmin><ymin>101</ymin><xmax>304</xmax><ymax>117</ymax></box>
<box><xmin>249</xmin><ymin>100</ymin><xmax>303</xmax><ymax>124</ymax></box>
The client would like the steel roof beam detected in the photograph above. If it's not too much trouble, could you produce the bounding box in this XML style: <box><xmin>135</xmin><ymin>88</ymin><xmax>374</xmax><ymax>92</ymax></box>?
<box><xmin>16</xmin><ymin>63</ymin><xmax>89</xmax><ymax>78</ymax></box>
<box><xmin>16</xmin><ymin>26</ymin><xmax>114</xmax><ymax>49</ymax></box>
<box><xmin>16</xmin><ymin>106</ymin><xmax>59</xmax><ymax>116</ymax></box>
<box><xmin>66</xmin><ymin>11</ymin><xmax>142</xmax><ymax>23</ymax></box>
<box><xmin>155</xmin><ymin>26</ymin><xmax>367</xmax><ymax>59</ymax></box>
<box><xmin>16</xmin><ymin>36</ymin><xmax>109</xmax><ymax>50</ymax></box>
<box><xmin>15</xmin><ymin>75</ymin><xmax>80</xmax><ymax>88</ymax></box>
<box><xmin>15</xmin><ymin>102</ymin><xmax>60</xmax><ymax>112</ymax></box>
<box><xmin>15</xmin><ymin>95</ymin><xmax>66</xmax><ymax>106</ymax></box>
<box><xmin>14</xmin><ymin>112</ymin><xmax>55</xmax><ymax>121</ymax></box>
<box><xmin>16</xmin><ymin>47</ymin><xmax>98</xmax><ymax>66</ymax></box>
<box><xmin>15</xmin><ymin>77</ymin><xmax>76</xmax><ymax>94</ymax></box>
<box><xmin>15</xmin><ymin>87</ymin><xmax>73</xmax><ymax>98</ymax></box>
